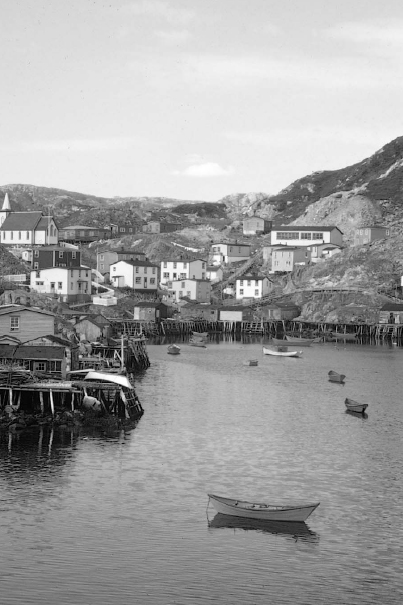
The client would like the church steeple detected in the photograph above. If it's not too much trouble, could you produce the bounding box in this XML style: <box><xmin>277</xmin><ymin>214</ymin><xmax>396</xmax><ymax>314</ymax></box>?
<box><xmin>0</xmin><ymin>192</ymin><xmax>12</xmax><ymax>226</ymax></box>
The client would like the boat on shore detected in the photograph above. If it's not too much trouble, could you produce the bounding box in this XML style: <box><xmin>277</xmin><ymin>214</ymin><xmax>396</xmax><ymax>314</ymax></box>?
<box><xmin>272</xmin><ymin>336</ymin><xmax>313</xmax><ymax>347</ymax></box>
<box><xmin>263</xmin><ymin>346</ymin><xmax>302</xmax><ymax>358</ymax></box>
<box><xmin>208</xmin><ymin>494</ymin><xmax>320</xmax><ymax>522</ymax></box>
<box><xmin>328</xmin><ymin>370</ymin><xmax>346</xmax><ymax>383</ymax></box>
<box><xmin>167</xmin><ymin>344</ymin><xmax>181</xmax><ymax>355</ymax></box>
<box><xmin>189</xmin><ymin>340</ymin><xmax>207</xmax><ymax>348</ymax></box>
<box><xmin>345</xmin><ymin>397</ymin><xmax>368</xmax><ymax>414</ymax></box>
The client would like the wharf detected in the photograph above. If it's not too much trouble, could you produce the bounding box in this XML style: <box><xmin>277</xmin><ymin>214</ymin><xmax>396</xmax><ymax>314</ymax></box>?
<box><xmin>111</xmin><ymin>319</ymin><xmax>403</xmax><ymax>341</ymax></box>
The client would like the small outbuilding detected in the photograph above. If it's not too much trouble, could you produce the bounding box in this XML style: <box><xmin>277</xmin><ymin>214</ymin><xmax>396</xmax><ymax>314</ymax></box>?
<box><xmin>259</xmin><ymin>302</ymin><xmax>301</xmax><ymax>321</ymax></box>
<box><xmin>133</xmin><ymin>301</ymin><xmax>170</xmax><ymax>321</ymax></box>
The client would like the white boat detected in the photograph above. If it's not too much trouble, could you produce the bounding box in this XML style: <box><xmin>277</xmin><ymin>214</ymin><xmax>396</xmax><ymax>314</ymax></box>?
<box><xmin>263</xmin><ymin>346</ymin><xmax>302</xmax><ymax>358</ymax></box>
<box><xmin>345</xmin><ymin>398</ymin><xmax>368</xmax><ymax>414</ymax></box>
<box><xmin>208</xmin><ymin>494</ymin><xmax>320</xmax><ymax>522</ymax></box>
<box><xmin>167</xmin><ymin>344</ymin><xmax>181</xmax><ymax>355</ymax></box>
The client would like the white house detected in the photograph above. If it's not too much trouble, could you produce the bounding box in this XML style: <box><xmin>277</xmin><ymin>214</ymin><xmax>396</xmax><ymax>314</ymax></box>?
<box><xmin>235</xmin><ymin>274</ymin><xmax>273</xmax><ymax>300</ymax></box>
<box><xmin>30</xmin><ymin>266</ymin><xmax>92</xmax><ymax>302</ymax></box>
<box><xmin>0</xmin><ymin>195</ymin><xmax>58</xmax><ymax>246</ymax></box>
<box><xmin>206</xmin><ymin>265</ymin><xmax>223</xmax><ymax>283</ymax></box>
<box><xmin>110</xmin><ymin>259</ymin><xmax>159</xmax><ymax>291</ymax></box>
<box><xmin>210</xmin><ymin>242</ymin><xmax>251</xmax><ymax>265</ymax></box>
<box><xmin>160</xmin><ymin>258</ymin><xmax>206</xmax><ymax>284</ymax></box>
<box><xmin>270</xmin><ymin>226</ymin><xmax>343</xmax><ymax>247</ymax></box>
<box><xmin>170</xmin><ymin>279</ymin><xmax>211</xmax><ymax>303</ymax></box>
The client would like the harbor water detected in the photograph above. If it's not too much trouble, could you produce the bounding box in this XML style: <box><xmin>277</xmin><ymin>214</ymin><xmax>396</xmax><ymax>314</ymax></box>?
<box><xmin>1</xmin><ymin>337</ymin><xmax>402</xmax><ymax>604</ymax></box>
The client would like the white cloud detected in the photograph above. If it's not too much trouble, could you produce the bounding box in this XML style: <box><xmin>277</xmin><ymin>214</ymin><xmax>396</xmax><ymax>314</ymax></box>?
<box><xmin>172</xmin><ymin>162</ymin><xmax>235</xmax><ymax>177</ymax></box>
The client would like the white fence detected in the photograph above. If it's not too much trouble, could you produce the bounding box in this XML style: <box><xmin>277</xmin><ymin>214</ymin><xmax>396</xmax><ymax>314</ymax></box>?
<box><xmin>2</xmin><ymin>274</ymin><xmax>27</xmax><ymax>283</ymax></box>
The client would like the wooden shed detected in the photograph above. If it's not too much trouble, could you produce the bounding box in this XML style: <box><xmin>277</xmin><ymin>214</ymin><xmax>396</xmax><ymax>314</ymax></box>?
<box><xmin>74</xmin><ymin>315</ymin><xmax>112</xmax><ymax>341</ymax></box>
<box><xmin>259</xmin><ymin>302</ymin><xmax>301</xmax><ymax>320</ymax></box>
<box><xmin>218</xmin><ymin>306</ymin><xmax>254</xmax><ymax>322</ymax></box>
<box><xmin>133</xmin><ymin>302</ymin><xmax>170</xmax><ymax>321</ymax></box>
<box><xmin>180</xmin><ymin>304</ymin><xmax>219</xmax><ymax>321</ymax></box>
<box><xmin>379</xmin><ymin>303</ymin><xmax>403</xmax><ymax>324</ymax></box>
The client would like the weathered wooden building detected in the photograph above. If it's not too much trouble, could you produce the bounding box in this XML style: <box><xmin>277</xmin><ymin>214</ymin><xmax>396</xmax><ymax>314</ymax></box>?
<box><xmin>379</xmin><ymin>303</ymin><xmax>403</xmax><ymax>324</ymax></box>
<box><xmin>259</xmin><ymin>302</ymin><xmax>301</xmax><ymax>321</ymax></box>
<box><xmin>180</xmin><ymin>304</ymin><xmax>220</xmax><ymax>321</ymax></box>
<box><xmin>0</xmin><ymin>305</ymin><xmax>55</xmax><ymax>341</ymax></box>
<box><xmin>74</xmin><ymin>315</ymin><xmax>112</xmax><ymax>341</ymax></box>
<box><xmin>133</xmin><ymin>302</ymin><xmax>170</xmax><ymax>321</ymax></box>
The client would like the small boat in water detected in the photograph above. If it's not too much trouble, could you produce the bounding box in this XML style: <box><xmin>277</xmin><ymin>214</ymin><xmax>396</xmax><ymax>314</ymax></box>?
<box><xmin>263</xmin><ymin>346</ymin><xmax>302</xmax><ymax>358</ymax></box>
<box><xmin>189</xmin><ymin>340</ymin><xmax>207</xmax><ymax>348</ymax></box>
<box><xmin>327</xmin><ymin>333</ymin><xmax>357</xmax><ymax>342</ymax></box>
<box><xmin>243</xmin><ymin>359</ymin><xmax>258</xmax><ymax>366</ymax></box>
<box><xmin>167</xmin><ymin>344</ymin><xmax>181</xmax><ymax>355</ymax></box>
<box><xmin>345</xmin><ymin>397</ymin><xmax>368</xmax><ymax>414</ymax></box>
<box><xmin>328</xmin><ymin>370</ymin><xmax>346</xmax><ymax>383</ymax></box>
<box><xmin>208</xmin><ymin>494</ymin><xmax>320</xmax><ymax>522</ymax></box>
<box><xmin>285</xmin><ymin>335</ymin><xmax>314</xmax><ymax>346</ymax></box>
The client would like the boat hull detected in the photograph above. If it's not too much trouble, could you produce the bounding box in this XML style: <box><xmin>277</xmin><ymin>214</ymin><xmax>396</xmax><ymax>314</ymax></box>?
<box><xmin>272</xmin><ymin>337</ymin><xmax>313</xmax><ymax>347</ymax></box>
<box><xmin>208</xmin><ymin>494</ymin><xmax>319</xmax><ymax>522</ymax></box>
<box><xmin>328</xmin><ymin>371</ymin><xmax>345</xmax><ymax>383</ymax></box>
<box><xmin>345</xmin><ymin>398</ymin><xmax>368</xmax><ymax>413</ymax></box>
<box><xmin>263</xmin><ymin>346</ymin><xmax>302</xmax><ymax>358</ymax></box>
<box><xmin>167</xmin><ymin>345</ymin><xmax>180</xmax><ymax>355</ymax></box>
<box><xmin>244</xmin><ymin>359</ymin><xmax>258</xmax><ymax>366</ymax></box>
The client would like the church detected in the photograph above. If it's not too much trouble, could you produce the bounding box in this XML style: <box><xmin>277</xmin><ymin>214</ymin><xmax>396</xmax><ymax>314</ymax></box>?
<box><xmin>0</xmin><ymin>192</ymin><xmax>59</xmax><ymax>247</ymax></box>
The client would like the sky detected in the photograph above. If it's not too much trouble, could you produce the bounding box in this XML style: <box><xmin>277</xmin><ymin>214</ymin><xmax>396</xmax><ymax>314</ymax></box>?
<box><xmin>1</xmin><ymin>0</ymin><xmax>403</xmax><ymax>202</ymax></box>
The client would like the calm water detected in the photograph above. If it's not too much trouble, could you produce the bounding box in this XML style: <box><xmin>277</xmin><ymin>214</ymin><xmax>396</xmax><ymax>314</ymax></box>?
<box><xmin>1</xmin><ymin>337</ymin><xmax>402</xmax><ymax>605</ymax></box>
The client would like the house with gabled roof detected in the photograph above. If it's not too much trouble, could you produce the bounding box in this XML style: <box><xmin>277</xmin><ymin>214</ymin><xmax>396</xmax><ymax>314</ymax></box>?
<box><xmin>160</xmin><ymin>258</ymin><xmax>207</xmax><ymax>285</ymax></box>
<box><xmin>0</xmin><ymin>305</ymin><xmax>56</xmax><ymax>341</ymax></box>
<box><xmin>0</xmin><ymin>211</ymin><xmax>58</xmax><ymax>247</ymax></box>
<box><xmin>235</xmin><ymin>274</ymin><xmax>273</xmax><ymax>299</ymax></box>
<box><xmin>110</xmin><ymin>259</ymin><xmax>159</xmax><ymax>291</ymax></box>
<box><xmin>270</xmin><ymin>225</ymin><xmax>343</xmax><ymax>247</ymax></box>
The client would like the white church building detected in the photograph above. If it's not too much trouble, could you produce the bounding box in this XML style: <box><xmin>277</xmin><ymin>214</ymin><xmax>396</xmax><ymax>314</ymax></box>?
<box><xmin>0</xmin><ymin>192</ymin><xmax>59</xmax><ymax>247</ymax></box>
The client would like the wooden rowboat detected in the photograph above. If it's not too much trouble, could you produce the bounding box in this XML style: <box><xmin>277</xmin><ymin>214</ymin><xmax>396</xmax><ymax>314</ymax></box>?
<box><xmin>208</xmin><ymin>494</ymin><xmax>320</xmax><ymax>522</ymax></box>
<box><xmin>328</xmin><ymin>370</ymin><xmax>345</xmax><ymax>383</ymax></box>
<box><xmin>167</xmin><ymin>344</ymin><xmax>181</xmax><ymax>355</ymax></box>
<box><xmin>345</xmin><ymin>398</ymin><xmax>368</xmax><ymax>414</ymax></box>
<box><xmin>272</xmin><ymin>336</ymin><xmax>313</xmax><ymax>347</ymax></box>
<box><xmin>192</xmin><ymin>331</ymin><xmax>208</xmax><ymax>341</ymax></box>
<box><xmin>263</xmin><ymin>346</ymin><xmax>303</xmax><ymax>358</ymax></box>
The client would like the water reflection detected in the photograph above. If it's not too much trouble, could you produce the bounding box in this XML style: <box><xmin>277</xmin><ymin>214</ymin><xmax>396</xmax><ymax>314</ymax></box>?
<box><xmin>345</xmin><ymin>410</ymin><xmax>369</xmax><ymax>420</ymax></box>
<box><xmin>208</xmin><ymin>513</ymin><xmax>319</xmax><ymax>543</ymax></box>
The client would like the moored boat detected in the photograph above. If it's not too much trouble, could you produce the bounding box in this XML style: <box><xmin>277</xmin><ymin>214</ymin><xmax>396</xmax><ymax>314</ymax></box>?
<box><xmin>208</xmin><ymin>494</ymin><xmax>320</xmax><ymax>522</ymax></box>
<box><xmin>167</xmin><ymin>344</ymin><xmax>181</xmax><ymax>355</ymax></box>
<box><xmin>189</xmin><ymin>340</ymin><xmax>207</xmax><ymax>348</ymax></box>
<box><xmin>272</xmin><ymin>336</ymin><xmax>313</xmax><ymax>347</ymax></box>
<box><xmin>263</xmin><ymin>346</ymin><xmax>302</xmax><ymax>358</ymax></box>
<box><xmin>345</xmin><ymin>397</ymin><xmax>368</xmax><ymax>414</ymax></box>
<box><xmin>328</xmin><ymin>370</ymin><xmax>346</xmax><ymax>383</ymax></box>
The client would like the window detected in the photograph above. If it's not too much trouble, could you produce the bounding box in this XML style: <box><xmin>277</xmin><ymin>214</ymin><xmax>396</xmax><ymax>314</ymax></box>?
<box><xmin>120</xmin><ymin>227</ymin><xmax>124</xmax><ymax>232</ymax></box>
<box><xmin>113</xmin><ymin>266</ymin><xmax>116</xmax><ymax>271</ymax></box>
<box><xmin>247</xmin><ymin>280</ymin><xmax>251</xmax><ymax>286</ymax></box>
<box><xmin>152</xmin><ymin>268</ymin><xmax>156</xmax><ymax>274</ymax></box>
<box><xmin>100</xmin><ymin>264</ymin><xmax>104</xmax><ymax>270</ymax></box>
<box><xmin>277</xmin><ymin>232</ymin><xmax>297</xmax><ymax>239</ymax></box>
<box><xmin>50</xmin><ymin>282</ymin><xmax>55</xmax><ymax>289</ymax></box>
<box><xmin>36</xmin><ymin>271</ymin><xmax>40</xmax><ymax>278</ymax></box>
<box><xmin>173</xmin><ymin>262</ymin><xmax>177</xmax><ymax>269</ymax></box>
<box><xmin>144</xmin><ymin>267</ymin><xmax>147</xmax><ymax>273</ymax></box>
<box><xmin>150</xmin><ymin>278</ymin><xmax>155</xmax><ymax>284</ymax></box>
<box><xmin>18</xmin><ymin>231</ymin><xmax>21</xmax><ymax>240</ymax></box>
<box><xmin>99</xmin><ymin>254</ymin><xmax>103</xmax><ymax>260</ymax></box>
<box><xmin>163</xmin><ymin>262</ymin><xmax>167</xmax><ymax>267</ymax></box>
<box><xmin>181</xmin><ymin>282</ymin><xmax>185</xmax><ymax>288</ymax></box>
<box><xmin>312</xmin><ymin>232</ymin><xmax>323</xmax><ymax>240</ymax></box>
<box><xmin>71</xmin><ymin>282</ymin><xmax>74</xmax><ymax>289</ymax></box>
<box><xmin>135</xmin><ymin>277</ymin><xmax>141</xmax><ymax>284</ymax></box>
<box><xmin>179</xmin><ymin>291</ymin><xmax>183</xmax><ymax>298</ymax></box>
<box><xmin>183</xmin><ymin>262</ymin><xmax>187</xmax><ymax>268</ymax></box>
<box><xmin>34</xmin><ymin>362</ymin><xmax>46</xmax><ymax>372</ymax></box>
<box><xmin>26</xmin><ymin>231</ymin><xmax>29</xmax><ymax>239</ymax></box>
<box><xmin>301</xmin><ymin>232</ymin><xmax>312</xmax><ymax>240</ymax></box>
<box><xmin>71</xmin><ymin>269</ymin><xmax>74</xmax><ymax>276</ymax></box>
<box><xmin>255</xmin><ymin>280</ymin><xmax>259</xmax><ymax>286</ymax></box>
<box><xmin>129</xmin><ymin>228</ymin><xmax>133</xmax><ymax>233</ymax></box>
<box><xmin>59</xmin><ymin>251</ymin><xmax>64</xmax><ymax>258</ymax></box>
<box><xmin>34</xmin><ymin>262</ymin><xmax>39</xmax><ymax>270</ymax></box>
<box><xmin>163</xmin><ymin>272</ymin><xmax>169</xmax><ymax>278</ymax></box>
<box><xmin>187</xmin><ymin>290</ymin><xmax>191</xmax><ymax>296</ymax></box>
<box><xmin>240</xmin><ymin>280</ymin><xmax>244</xmax><ymax>286</ymax></box>
<box><xmin>10</xmin><ymin>232</ymin><xmax>13</xmax><ymax>240</ymax></box>
<box><xmin>58</xmin><ymin>282</ymin><xmax>62</xmax><ymax>289</ymax></box>
<box><xmin>255</xmin><ymin>289</ymin><xmax>259</xmax><ymax>296</ymax></box>
<box><xmin>10</xmin><ymin>317</ymin><xmax>20</xmax><ymax>331</ymax></box>
<box><xmin>36</xmin><ymin>281</ymin><xmax>44</xmax><ymax>285</ymax></box>
<box><xmin>240</xmin><ymin>289</ymin><xmax>244</xmax><ymax>295</ymax></box>
<box><xmin>135</xmin><ymin>267</ymin><xmax>139</xmax><ymax>273</ymax></box>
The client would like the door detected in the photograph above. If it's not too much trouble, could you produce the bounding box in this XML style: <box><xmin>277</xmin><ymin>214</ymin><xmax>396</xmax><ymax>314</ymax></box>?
<box><xmin>144</xmin><ymin>277</ymin><xmax>147</xmax><ymax>288</ymax></box>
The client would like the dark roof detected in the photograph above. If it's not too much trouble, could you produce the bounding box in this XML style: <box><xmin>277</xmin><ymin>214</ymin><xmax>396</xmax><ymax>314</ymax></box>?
<box><xmin>380</xmin><ymin>304</ymin><xmax>403</xmax><ymax>311</ymax></box>
<box><xmin>274</xmin><ymin>225</ymin><xmax>342</xmax><ymax>233</ymax></box>
<box><xmin>134</xmin><ymin>301</ymin><xmax>168</xmax><ymax>308</ymax></box>
<box><xmin>1</xmin><ymin>211</ymin><xmax>43</xmax><ymax>231</ymax></box>
<box><xmin>117</xmin><ymin>249</ymin><xmax>146</xmax><ymax>256</ymax></box>
<box><xmin>0</xmin><ymin>345</ymin><xmax>65</xmax><ymax>359</ymax></box>
<box><xmin>0</xmin><ymin>305</ymin><xmax>55</xmax><ymax>317</ymax></box>
<box><xmin>219</xmin><ymin>305</ymin><xmax>250</xmax><ymax>312</ymax></box>
<box><xmin>36</xmin><ymin>216</ymin><xmax>57</xmax><ymax>231</ymax></box>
